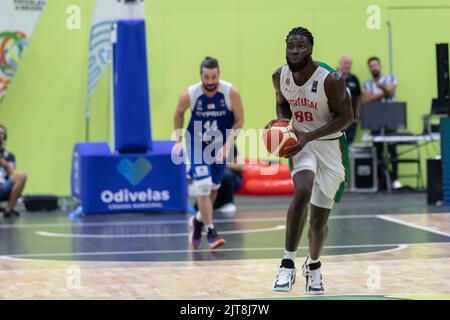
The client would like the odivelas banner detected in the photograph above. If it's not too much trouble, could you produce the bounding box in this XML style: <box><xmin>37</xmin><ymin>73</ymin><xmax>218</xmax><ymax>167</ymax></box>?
<box><xmin>0</xmin><ymin>0</ymin><xmax>47</xmax><ymax>102</ymax></box>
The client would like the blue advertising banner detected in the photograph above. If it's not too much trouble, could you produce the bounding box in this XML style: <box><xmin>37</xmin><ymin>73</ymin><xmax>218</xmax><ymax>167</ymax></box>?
<box><xmin>72</xmin><ymin>142</ymin><xmax>188</xmax><ymax>214</ymax></box>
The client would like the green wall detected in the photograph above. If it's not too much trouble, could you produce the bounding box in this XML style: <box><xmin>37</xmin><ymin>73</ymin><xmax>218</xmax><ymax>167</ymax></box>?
<box><xmin>0</xmin><ymin>0</ymin><xmax>448</xmax><ymax>195</ymax></box>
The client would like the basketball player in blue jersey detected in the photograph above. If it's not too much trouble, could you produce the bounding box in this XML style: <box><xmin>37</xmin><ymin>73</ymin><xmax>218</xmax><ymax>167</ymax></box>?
<box><xmin>266</xmin><ymin>27</ymin><xmax>353</xmax><ymax>294</ymax></box>
<box><xmin>173</xmin><ymin>57</ymin><xmax>244</xmax><ymax>250</ymax></box>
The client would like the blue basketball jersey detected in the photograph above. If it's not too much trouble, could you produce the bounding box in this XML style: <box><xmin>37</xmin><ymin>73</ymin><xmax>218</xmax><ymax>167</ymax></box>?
<box><xmin>186</xmin><ymin>80</ymin><xmax>235</xmax><ymax>148</ymax></box>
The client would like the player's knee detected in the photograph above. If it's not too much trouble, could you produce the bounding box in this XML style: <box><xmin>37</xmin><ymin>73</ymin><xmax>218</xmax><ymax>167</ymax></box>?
<box><xmin>14</xmin><ymin>171</ymin><xmax>27</xmax><ymax>183</ymax></box>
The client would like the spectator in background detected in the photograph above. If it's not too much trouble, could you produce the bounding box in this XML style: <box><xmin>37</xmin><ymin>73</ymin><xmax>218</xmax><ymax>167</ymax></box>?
<box><xmin>0</xmin><ymin>124</ymin><xmax>27</xmax><ymax>218</ymax></box>
<box><xmin>362</xmin><ymin>57</ymin><xmax>401</xmax><ymax>189</ymax></box>
<box><xmin>363</xmin><ymin>57</ymin><xmax>397</xmax><ymax>103</ymax></box>
<box><xmin>338</xmin><ymin>55</ymin><xmax>361</xmax><ymax>145</ymax></box>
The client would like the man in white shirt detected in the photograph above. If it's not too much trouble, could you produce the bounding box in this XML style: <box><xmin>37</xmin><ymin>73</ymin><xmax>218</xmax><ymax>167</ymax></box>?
<box><xmin>362</xmin><ymin>57</ymin><xmax>401</xmax><ymax>190</ymax></box>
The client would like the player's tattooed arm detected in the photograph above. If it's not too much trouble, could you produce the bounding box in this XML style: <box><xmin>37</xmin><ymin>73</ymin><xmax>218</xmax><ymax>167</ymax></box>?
<box><xmin>264</xmin><ymin>68</ymin><xmax>292</xmax><ymax>129</ymax></box>
<box><xmin>306</xmin><ymin>71</ymin><xmax>353</xmax><ymax>141</ymax></box>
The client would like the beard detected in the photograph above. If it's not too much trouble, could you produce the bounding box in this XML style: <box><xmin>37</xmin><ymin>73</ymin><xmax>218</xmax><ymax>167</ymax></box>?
<box><xmin>202</xmin><ymin>82</ymin><xmax>218</xmax><ymax>92</ymax></box>
<box><xmin>287</xmin><ymin>55</ymin><xmax>311</xmax><ymax>72</ymax></box>
<box><xmin>371</xmin><ymin>70</ymin><xmax>380</xmax><ymax>78</ymax></box>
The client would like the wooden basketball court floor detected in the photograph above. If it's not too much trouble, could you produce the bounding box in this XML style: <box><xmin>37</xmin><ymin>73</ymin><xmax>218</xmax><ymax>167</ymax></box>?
<box><xmin>0</xmin><ymin>192</ymin><xmax>449</xmax><ymax>300</ymax></box>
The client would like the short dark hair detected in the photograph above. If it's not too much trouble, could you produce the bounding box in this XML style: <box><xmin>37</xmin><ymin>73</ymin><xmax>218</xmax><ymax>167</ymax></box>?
<box><xmin>200</xmin><ymin>56</ymin><xmax>219</xmax><ymax>74</ymax></box>
<box><xmin>367</xmin><ymin>56</ymin><xmax>380</xmax><ymax>64</ymax></box>
<box><xmin>286</xmin><ymin>27</ymin><xmax>314</xmax><ymax>47</ymax></box>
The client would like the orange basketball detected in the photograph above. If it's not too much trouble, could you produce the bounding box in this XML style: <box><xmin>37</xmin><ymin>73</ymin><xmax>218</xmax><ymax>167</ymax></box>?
<box><xmin>263</xmin><ymin>121</ymin><xmax>298</xmax><ymax>157</ymax></box>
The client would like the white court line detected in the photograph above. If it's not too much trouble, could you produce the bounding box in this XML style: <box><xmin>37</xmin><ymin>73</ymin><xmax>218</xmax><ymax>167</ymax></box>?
<box><xmin>0</xmin><ymin>243</ymin><xmax>420</xmax><ymax>259</ymax></box>
<box><xmin>0</xmin><ymin>245</ymin><xmax>409</xmax><ymax>264</ymax></box>
<box><xmin>35</xmin><ymin>225</ymin><xmax>286</xmax><ymax>239</ymax></box>
<box><xmin>326</xmin><ymin>244</ymin><xmax>408</xmax><ymax>258</ymax></box>
<box><xmin>0</xmin><ymin>214</ymin><xmax>384</xmax><ymax>230</ymax></box>
<box><xmin>236</xmin><ymin>291</ymin><xmax>450</xmax><ymax>301</ymax></box>
<box><xmin>377</xmin><ymin>215</ymin><xmax>450</xmax><ymax>238</ymax></box>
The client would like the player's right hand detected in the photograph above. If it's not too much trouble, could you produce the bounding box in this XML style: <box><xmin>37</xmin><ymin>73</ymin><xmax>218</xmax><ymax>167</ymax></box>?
<box><xmin>263</xmin><ymin>118</ymin><xmax>291</xmax><ymax>129</ymax></box>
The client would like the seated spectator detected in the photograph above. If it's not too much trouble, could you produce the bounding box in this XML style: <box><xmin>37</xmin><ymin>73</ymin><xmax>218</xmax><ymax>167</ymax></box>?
<box><xmin>362</xmin><ymin>57</ymin><xmax>401</xmax><ymax>190</ymax></box>
<box><xmin>0</xmin><ymin>124</ymin><xmax>27</xmax><ymax>217</ymax></box>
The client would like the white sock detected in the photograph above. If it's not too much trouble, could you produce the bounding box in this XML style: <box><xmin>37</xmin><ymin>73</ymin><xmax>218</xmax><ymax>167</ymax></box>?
<box><xmin>195</xmin><ymin>211</ymin><xmax>203</xmax><ymax>222</ymax></box>
<box><xmin>283</xmin><ymin>250</ymin><xmax>297</xmax><ymax>262</ymax></box>
<box><xmin>307</xmin><ymin>256</ymin><xmax>319</xmax><ymax>264</ymax></box>
<box><xmin>205</xmin><ymin>224</ymin><xmax>215</xmax><ymax>231</ymax></box>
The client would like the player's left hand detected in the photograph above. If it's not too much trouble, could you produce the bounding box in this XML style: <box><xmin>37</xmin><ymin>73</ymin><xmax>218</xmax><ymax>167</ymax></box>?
<box><xmin>216</xmin><ymin>145</ymin><xmax>229</xmax><ymax>163</ymax></box>
<box><xmin>283</xmin><ymin>130</ymin><xmax>311</xmax><ymax>158</ymax></box>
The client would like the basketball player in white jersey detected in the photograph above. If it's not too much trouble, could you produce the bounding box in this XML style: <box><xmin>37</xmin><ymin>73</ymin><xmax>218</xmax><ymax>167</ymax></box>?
<box><xmin>266</xmin><ymin>27</ymin><xmax>353</xmax><ymax>294</ymax></box>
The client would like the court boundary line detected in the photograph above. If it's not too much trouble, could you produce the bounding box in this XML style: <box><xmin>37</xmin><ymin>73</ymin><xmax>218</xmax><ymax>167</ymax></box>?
<box><xmin>377</xmin><ymin>215</ymin><xmax>450</xmax><ymax>238</ymax></box>
<box><xmin>0</xmin><ymin>242</ymin><xmax>413</xmax><ymax>259</ymax></box>
<box><xmin>1</xmin><ymin>213</ymin><xmax>444</xmax><ymax>229</ymax></box>
<box><xmin>0</xmin><ymin>214</ymin><xmax>448</xmax><ymax>262</ymax></box>
<box><xmin>34</xmin><ymin>225</ymin><xmax>286</xmax><ymax>239</ymax></box>
<box><xmin>234</xmin><ymin>292</ymin><xmax>450</xmax><ymax>300</ymax></box>
<box><xmin>4</xmin><ymin>252</ymin><xmax>450</xmax><ymax>276</ymax></box>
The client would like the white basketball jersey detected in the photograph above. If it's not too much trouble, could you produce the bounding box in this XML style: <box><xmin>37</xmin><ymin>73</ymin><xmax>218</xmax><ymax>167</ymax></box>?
<box><xmin>280</xmin><ymin>62</ymin><xmax>342</xmax><ymax>140</ymax></box>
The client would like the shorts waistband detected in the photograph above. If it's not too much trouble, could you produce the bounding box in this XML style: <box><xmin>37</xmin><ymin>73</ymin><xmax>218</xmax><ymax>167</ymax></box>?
<box><xmin>317</xmin><ymin>134</ymin><xmax>343</xmax><ymax>141</ymax></box>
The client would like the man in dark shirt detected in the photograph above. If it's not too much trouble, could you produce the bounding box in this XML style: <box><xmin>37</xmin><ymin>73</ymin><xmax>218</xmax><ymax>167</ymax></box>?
<box><xmin>338</xmin><ymin>56</ymin><xmax>361</xmax><ymax>145</ymax></box>
<box><xmin>0</xmin><ymin>124</ymin><xmax>27</xmax><ymax>217</ymax></box>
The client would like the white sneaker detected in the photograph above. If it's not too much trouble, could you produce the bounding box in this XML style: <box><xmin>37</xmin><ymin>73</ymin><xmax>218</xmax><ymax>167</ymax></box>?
<box><xmin>217</xmin><ymin>203</ymin><xmax>237</xmax><ymax>214</ymax></box>
<box><xmin>272</xmin><ymin>259</ymin><xmax>296</xmax><ymax>292</ymax></box>
<box><xmin>392</xmin><ymin>180</ymin><xmax>403</xmax><ymax>189</ymax></box>
<box><xmin>302</xmin><ymin>257</ymin><xmax>325</xmax><ymax>295</ymax></box>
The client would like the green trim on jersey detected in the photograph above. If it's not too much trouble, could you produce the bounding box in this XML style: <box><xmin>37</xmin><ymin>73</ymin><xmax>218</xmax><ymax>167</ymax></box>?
<box><xmin>318</xmin><ymin>61</ymin><xmax>336</xmax><ymax>73</ymax></box>
<box><xmin>288</xmin><ymin>157</ymin><xmax>294</xmax><ymax>173</ymax></box>
<box><xmin>334</xmin><ymin>134</ymin><xmax>350</xmax><ymax>202</ymax></box>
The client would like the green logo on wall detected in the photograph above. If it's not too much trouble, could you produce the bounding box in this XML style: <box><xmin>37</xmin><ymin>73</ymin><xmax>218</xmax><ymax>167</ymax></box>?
<box><xmin>0</xmin><ymin>31</ymin><xmax>28</xmax><ymax>102</ymax></box>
